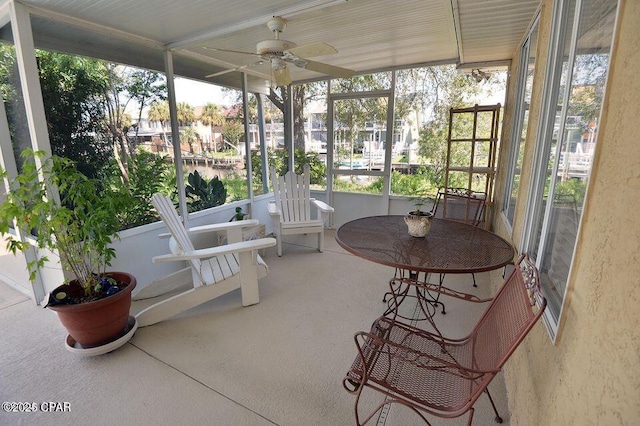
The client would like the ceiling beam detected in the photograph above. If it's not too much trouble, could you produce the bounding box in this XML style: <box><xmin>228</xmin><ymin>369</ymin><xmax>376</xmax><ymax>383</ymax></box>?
<box><xmin>292</xmin><ymin>57</ymin><xmax>459</xmax><ymax>85</ymax></box>
<box><xmin>450</xmin><ymin>0</ymin><xmax>463</xmax><ymax>64</ymax></box>
<box><xmin>457</xmin><ymin>60</ymin><xmax>512</xmax><ymax>72</ymax></box>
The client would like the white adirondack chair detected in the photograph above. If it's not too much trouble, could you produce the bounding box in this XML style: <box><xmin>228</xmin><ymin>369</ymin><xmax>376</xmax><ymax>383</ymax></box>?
<box><xmin>267</xmin><ymin>165</ymin><xmax>334</xmax><ymax>257</ymax></box>
<box><xmin>134</xmin><ymin>193</ymin><xmax>276</xmax><ymax>327</ymax></box>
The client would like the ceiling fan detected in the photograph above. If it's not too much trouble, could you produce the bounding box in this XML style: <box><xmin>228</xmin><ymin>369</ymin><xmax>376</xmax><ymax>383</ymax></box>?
<box><xmin>204</xmin><ymin>16</ymin><xmax>355</xmax><ymax>86</ymax></box>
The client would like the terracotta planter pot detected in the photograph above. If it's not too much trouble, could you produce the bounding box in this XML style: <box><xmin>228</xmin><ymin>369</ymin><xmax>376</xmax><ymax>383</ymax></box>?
<box><xmin>48</xmin><ymin>272</ymin><xmax>136</xmax><ymax>348</ymax></box>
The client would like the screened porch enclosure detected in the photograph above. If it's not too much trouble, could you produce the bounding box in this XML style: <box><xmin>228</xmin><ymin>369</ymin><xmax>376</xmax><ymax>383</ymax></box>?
<box><xmin>0</xmin><ymin>0</ymin><xmax>531</xmax><ymax>303</ymax></box>
<box><xmin>1</xmin><ymin>0</ymin><xmax>638</xmax><ymax>424</ymax></box>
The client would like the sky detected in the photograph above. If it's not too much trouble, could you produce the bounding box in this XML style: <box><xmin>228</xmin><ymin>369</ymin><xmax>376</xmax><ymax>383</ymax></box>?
<box><xmin>131</xmin><ymin>77</ymin><xmax>236</xmax><ymax>118</ymax></box>
<box><xmin>134</xmin><ymin>73</ymin><xmax>506</xmax><ymax>118</ymax></box>
<box><xmin>173</xmin><ymin>78</ymin><xmax>235</xmax><ymax>107</ymax></box>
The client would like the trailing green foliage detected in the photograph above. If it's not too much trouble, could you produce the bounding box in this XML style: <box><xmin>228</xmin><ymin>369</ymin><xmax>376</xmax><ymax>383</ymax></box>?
<box><xmin>102</xmin><ymin>150</ymin><xmax>174</xmax><ymax>229</ymax></box>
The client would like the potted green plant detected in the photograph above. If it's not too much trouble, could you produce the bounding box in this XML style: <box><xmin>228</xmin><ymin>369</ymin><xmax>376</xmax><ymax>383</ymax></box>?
<box><xmin>229</xmin><ymin>206</ymin><xmax>248</xmax><ymax>222</ymax></box>
<box><xmin>404</xmin><ymin>196</ymin><xmax>433</xmax><ymax>237</ymax></box>
<box><xmin>0</xmin><ymin>150</ymin><xmax>136</xmax><ymax>349</ymax></box>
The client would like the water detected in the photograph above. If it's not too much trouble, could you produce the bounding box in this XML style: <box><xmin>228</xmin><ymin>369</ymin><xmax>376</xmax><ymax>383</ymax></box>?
<box><xmin>182</xmin><ymin>160</ymin><xmax>245</xmax><ymax>180</ymax></box>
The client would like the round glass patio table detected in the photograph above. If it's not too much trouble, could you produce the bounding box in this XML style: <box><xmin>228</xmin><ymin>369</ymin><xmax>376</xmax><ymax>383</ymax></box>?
<box><xmin>335</xmin><ymin>215</ymin><xmax>515</xmax><ymax>274</ymax></box>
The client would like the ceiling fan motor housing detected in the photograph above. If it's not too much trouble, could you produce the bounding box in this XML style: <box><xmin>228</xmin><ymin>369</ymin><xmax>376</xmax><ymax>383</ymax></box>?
<box><xmin>257</xmin><ymin>39</ymin><xmax>297</xmax><ymax>56</ymax></box>
<box><xmin>204</xmin><ymin>15</ymin><xmax>353</xmax><ymax>83</ymax></box>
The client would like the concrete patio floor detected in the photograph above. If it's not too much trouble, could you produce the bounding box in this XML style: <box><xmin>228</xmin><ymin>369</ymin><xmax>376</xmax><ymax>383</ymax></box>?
<box><xmin>0</xmin><ymin>230</ymin><xmax>511</xmax><ymax>426</ymax></box>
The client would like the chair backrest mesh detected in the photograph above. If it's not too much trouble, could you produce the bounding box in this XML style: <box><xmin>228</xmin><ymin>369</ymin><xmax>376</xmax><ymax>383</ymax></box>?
<box><xmin>271</xmin><ymin>165</ymin><xmax>311</xmax><ymax>223</ymax></box>
<box><xmin>471</xmin><ymin>255</ymin><xmax>546</xmax><ymax>372</ymax></box>
<box><xmin>431</xmin><ymin>187</ymin><xmax>487</xmax><ymax>226</ymax></box>
<box><xmin>151</xmin><ymin>193</ymin><xmax>202</xmax><ymax>276</ymax></box>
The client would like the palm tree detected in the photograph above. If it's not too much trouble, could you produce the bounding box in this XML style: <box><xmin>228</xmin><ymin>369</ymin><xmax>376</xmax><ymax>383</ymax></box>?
<box><xmin>176</xmin><ymin>102</ymin><xmax>195</xmax><ymax>126</ymax></box>
<box><xmin>147</xmin><ymin>100</ymin><xmax>170</xmax><ymax>150</ymax></box>
<box><xmin>200</xmin><ymin>103</ymin><xmax>224</xmax><ymax>152</ymax></box>
<box><xmin>180</xmin><ymin>127</ymin><xmax>200</xmax><ymax>154</ymax></box>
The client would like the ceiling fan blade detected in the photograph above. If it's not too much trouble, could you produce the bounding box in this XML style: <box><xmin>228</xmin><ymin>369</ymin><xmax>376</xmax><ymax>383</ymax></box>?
<box><xmin>203</xmin><ymin>46</ymin><xmax>261</xmax><ymax>57</ymax></box>
<box><xmin>206</xmin><ymin>65</ymin><xmax>248</xmax><ymax>78</ymax></box>
<box><xmin>302</xmin><ymin>60</ymin><xmax>356</xmax><ymax>78</ymax></box>
<box><xmin>287</xmin><ymin>41</ymin><xmax>337</xmax><ymax>58</ymax></box>
<box><xmin>273</xmin><ymin>67</ymin><xmax>292</xmax><ymax>87</ymax></box>
<box><xmin>206</xmin><ymin>60</ymin><xmax>268</xmax><ymax>78</ymax></box>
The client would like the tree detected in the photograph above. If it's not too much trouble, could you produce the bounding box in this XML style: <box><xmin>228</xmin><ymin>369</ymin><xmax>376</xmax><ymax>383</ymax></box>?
<box><xmin>568</xmin><ymin>53</ymin><xmax>609</xmax><ymax>133</ymax></box>
<box><xmin>221</xmin><ymin>120</ymin><xmax>244</xmax><ymax>154</ymax></box>
<box><xmin>1</xmin><ymin>47</ymin><xmax>168</xmax><ymax>184</ymax></box>
<box><xmin>414</xmin><ymin>65</ymin><xmax>499</xmax><ymax>189</ymax></box>
<box><xmin>180</xmin><ymin>127</ymin><xmax>200</xmax><ymax>154</ymax></box>
<box><xmin>0</xmin><ymin>48</ymin><xmax>114</xmax><ymax>178</ymax></box>
<box><xmin>35</xmin><ymin>51</ymin><xmax>113</xmax><ymax>178</ymax></box>
<box><xmin>128</xmin><ymin>69</ymin><xmax>166</xmax><ymax>144</ymax></box>
<box><xmin>265</xmin><ymin>83</ymin><xmax>325</xmax><ymax>169</ymax></box>
<box><xmin>176</xmin><ymin>102</ymin><xmax>195</xmax><ymax>126</ymax></box>
<box><xmin>100</xmin><ymin>63</ymin><xmax>135</xmax><ymax>183</ymax></box>
<box><xmin>200</xmin><ymin>103</ymin><xmax>224</xmax><ymax>152</ymax></box>
<box><xmin>330</xmin><ymin>76</ymin><xmax>388</xmax><ymax>172</ymax></box>
<box><xmin>147</xmin><ymin>100</ymin><xmax>171</xmax><ymax>149</ymax></box>
<box><xmin>224</xmin><ymin>82</ymin><xmax>322</xmax><ymax>168</ymax></box>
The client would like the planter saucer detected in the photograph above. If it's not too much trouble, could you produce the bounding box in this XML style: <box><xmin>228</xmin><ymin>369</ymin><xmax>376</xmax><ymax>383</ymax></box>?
<box><xmin>65</xmin><ymin>316</ymin><xmax>137</xmax><ymax>356</ymax></box>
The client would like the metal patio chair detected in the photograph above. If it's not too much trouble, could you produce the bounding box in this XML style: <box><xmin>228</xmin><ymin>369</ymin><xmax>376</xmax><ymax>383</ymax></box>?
<box><xmin>431</xmin><ymin>187</ymin><xmax>487</xmax><ymax>227</ymax></box>
<box><xmin>267</xmin><ymin>164</ymin><xmax>334</xmax><ymax>256</ymax></box>
<box><xmin>432</xmin><ymin>187</ymin><xmax>488</xmax><ymax>289</ymax></box>
<box><xmin>343</xmin><ymin>254</ymin><xmax>546</xmax><ymax>425</ymax></box>
<box><xmin>389</xmin><ymin>187</ymin><xmax>489</xmax><ymax>313</ymax></box>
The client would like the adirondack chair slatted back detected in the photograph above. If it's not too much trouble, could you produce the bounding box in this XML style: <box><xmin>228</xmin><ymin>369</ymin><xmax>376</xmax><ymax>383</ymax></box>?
<box><xmin>472</xmin><ymin>254</ymin><xmax>546</xmax><ymax>372</ymax></box>
<box><xmin>272</xmin><ymin>165</ymin><xmax>312</xmax><ymax>223</ymax></box>
<box><xmin>151</xmin><ymin>194</ymin><xmax>203</xmax><ymax>278</ymax></box>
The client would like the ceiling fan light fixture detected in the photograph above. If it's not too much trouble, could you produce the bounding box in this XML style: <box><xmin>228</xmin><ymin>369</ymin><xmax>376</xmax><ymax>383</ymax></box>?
<box><xmin>273</xmin><ymin>66</ymin><xmax>292</xmax><ymax>87</ymax></box>
<box><xmin>270</xmin><ymin>57</ymin><xmax>286</xmax><ymax>70</ymax></box>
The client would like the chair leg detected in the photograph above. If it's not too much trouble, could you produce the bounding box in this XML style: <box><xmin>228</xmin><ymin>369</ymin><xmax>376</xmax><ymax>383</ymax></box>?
<box><xmin>239</xmin><ymin>251</ymin><xmax>259</xmax><ymax>306</ymax></box>
<box><xmin>484</xmin><ymin>388</ymin><xmax>503</xmax><ymax>423</ymax></box>
<box><xmin>318</xmin><ymin>230</ymin><xmax>324</xmax><ymax>252</ymax></box>
<box><xmin>276</xmin><ymin>234</ymin><xmax>283</xmax><ymax>257</ymax></box>
<box><xmin>472</xmin><ymin>272</ymin><xmax>477</xmax><ymax>287</ymax></box>
<box><xmin>437</xmin><ymin>274</ymin><xmax>446</xmax><ymax>314</ymax></box>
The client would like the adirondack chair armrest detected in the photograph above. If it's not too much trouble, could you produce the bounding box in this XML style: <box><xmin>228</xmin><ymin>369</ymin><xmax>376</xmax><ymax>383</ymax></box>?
<box><xmin>153</xmin><ymin>237</ymin><xmax>276</xmax><ymax>263</ymax></box>
<box><xmin>158</xmin><ymin>219</ymin><xmax>261</xmax><ymax>239</ymax></box>
<box><xmin>189</xmin><ymin>219</ymin><xmax>260</xmax><ymax>234</ymax></box>
<box><xmin>267</xmin><ymin>201</ymin><xmax>281</xmax><ymax>218</ymax></box>
<box><xmin>310</xmin><ymin>198</ymin><xmax>334</xmax><ymax>213</ymax></box>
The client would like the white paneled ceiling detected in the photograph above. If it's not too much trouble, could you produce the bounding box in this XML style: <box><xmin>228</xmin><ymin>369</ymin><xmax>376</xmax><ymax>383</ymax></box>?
<box><xmin>10</xmin><ymin>0</ymin><xmax>540</xmax><ymax>90</ymax></box>
<box><xmin>458</xmin><ymin>0</ymin><xmax>541</xmax><ymax>64</ymax></box>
